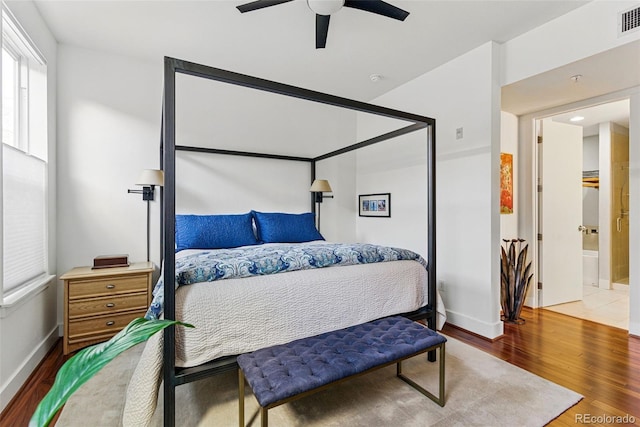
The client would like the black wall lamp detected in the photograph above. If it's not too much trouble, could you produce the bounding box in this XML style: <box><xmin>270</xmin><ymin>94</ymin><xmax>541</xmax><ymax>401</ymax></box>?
<box><xmin>128</xmin><ymin>169</ymin><xmax>164</xmax><ymax>261</ymax></box>
<box><xmin>128</xmin><ymin>169</ymin><xmax>164</xmax><ymax>201</ymax></box>
<box><xmin>309</xmin><ymin>179</ymin><xmax>333</xmax><ymax>232</ymax></box>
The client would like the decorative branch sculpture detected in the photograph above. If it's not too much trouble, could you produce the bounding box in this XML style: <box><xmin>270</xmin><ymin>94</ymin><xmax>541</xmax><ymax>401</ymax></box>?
<box><xmin>500</xmin><ymin>238</ymin><xmax>533</xmax><ymax>324</ymax></box>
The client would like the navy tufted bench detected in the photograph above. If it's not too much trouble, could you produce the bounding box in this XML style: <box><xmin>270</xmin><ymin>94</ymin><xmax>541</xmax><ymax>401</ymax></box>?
<box><xmin>237</xmin><ymin>316</ymin><xmax>446</xmax><ymax>427</ymax></box>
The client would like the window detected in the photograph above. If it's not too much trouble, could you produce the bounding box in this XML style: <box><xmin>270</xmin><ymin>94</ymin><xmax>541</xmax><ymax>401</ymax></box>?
<box><xmin>2</xmin><ymin>46</ymin><xmax>19</xmax><ymax>148</ymax></box>
<box><xmin>1</xmin><ymin>6</ymin><xmax>49</xmax><ymax>302</ymax></box>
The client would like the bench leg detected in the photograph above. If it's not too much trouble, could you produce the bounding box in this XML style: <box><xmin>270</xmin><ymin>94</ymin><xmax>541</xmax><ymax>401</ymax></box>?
<box><xmin>261</xmin><ymin>406</ymin><xmax>268</xmax><ymax>427</ymax></box>
<box><xmin>239</xmin><ymin>369</ymin><xmax>245</xmax><ymax>427</ymax></box>
<box><xmin>240</xmin><ymin>368</ymin><xmax>269</xmax><ymax>427</ymax></box>
<box><xmin>396</xmin><ymin>343</ymin><xmax>445</xmax><ymax>407</ymax></box>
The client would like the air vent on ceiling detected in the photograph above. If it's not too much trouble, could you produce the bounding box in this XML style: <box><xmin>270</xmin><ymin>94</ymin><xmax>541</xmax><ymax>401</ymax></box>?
<box><xmin>619</xmin><ymin>5</ymin><xmax>640</xmax><ymax>36</ymax></box>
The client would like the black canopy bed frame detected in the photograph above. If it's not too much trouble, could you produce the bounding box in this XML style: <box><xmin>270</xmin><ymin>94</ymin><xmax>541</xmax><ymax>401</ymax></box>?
<box><xmin>159</xmin><ymin>56</ymin><xmax>437</xmax><ymax>426</ymax></box>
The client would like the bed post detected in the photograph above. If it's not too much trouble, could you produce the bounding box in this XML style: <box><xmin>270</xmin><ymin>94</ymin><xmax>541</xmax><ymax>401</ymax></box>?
<box><xmin>310</xmin><ymin>160</ymin><xmax>317</xmax><ymax>214</ymax></box>
<box><xmin>159</xmin><ymin>110</ymin><xmax>164</xmax><ymax>267</ymax></box>
<box><xmin>427</xmin><ymin>121</ymin><xmax>437</xmax><ymax>361</ymax></box>
<box><xmin>162</xmin><ymin>56</ymin><xmax>177</xmax><ymax>427</ymax></box>
<box><xmin>427</xmin><ymin>121</ymin><xmax>436</xmax><ymax>329</ymax></box>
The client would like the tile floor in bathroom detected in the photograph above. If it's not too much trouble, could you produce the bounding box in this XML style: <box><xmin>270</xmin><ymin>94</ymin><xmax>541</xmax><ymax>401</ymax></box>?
<box><xmin>544</xmin><ymin>282</ymin><xmax>630</xmax><ymax>330</ymax></box>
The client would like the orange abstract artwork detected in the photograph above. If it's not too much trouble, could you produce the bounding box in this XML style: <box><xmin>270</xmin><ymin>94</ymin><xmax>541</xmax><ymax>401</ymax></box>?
<box><xmin>500</xmin><ymin>153</ymin><xmax>513</xmax><ymax>214</ymax></box>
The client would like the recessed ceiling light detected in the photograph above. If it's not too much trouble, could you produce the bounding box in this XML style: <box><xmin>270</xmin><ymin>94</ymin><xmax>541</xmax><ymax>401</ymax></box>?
<box><xmin>570</xmin><ymin>116</ymin><xmax>585</xmax><ymax>122</ymax></box>
<box><xmin>570</xmin><ymin>74</ymin><xmax>582</xmax><ymax>83</ymax></box>
<box><xmin>370</xmin><ymin>74</ymin><xmax>382</xmax><ymax>82</ymax></box>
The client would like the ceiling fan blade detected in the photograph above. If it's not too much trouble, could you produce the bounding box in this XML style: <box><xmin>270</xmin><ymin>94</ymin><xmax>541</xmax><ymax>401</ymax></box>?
<box><xmin>344</xmin><ymin>0</ymin><xmax>409</xmax><ymax>21</ymax></box>
<box><xmin>316</xmin><ymin>14</ymin><xmax>330</xmax><ymax>49</ymax></box>
<box><xmin>236</xmin><ymin>0</ymin><xmax>294</xmax><ymax>13</ymax></box>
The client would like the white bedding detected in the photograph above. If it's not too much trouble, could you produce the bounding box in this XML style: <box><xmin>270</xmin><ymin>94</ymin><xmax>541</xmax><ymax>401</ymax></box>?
<box><xmin>123</xmin><ymin>249</ymin><xmax>446</xmax><ymax>426</ymax></box>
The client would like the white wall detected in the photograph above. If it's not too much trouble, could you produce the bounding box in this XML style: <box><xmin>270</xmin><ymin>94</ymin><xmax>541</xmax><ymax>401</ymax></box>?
<box><xmin>56</xmin><ymin>46</ymin><xmax>164</xmax><ymax>281</ymax></box>
<box><xmin>172</xmin><ymin>70</ymin><xmax>357</xmax><ymax>229</ymax></box>
<box><xmin>0</xmin><ymin>1</ymin><xmax>57</xmax><ymax>412</ymax></box>
<box><xmin>174</xmin><ymin>73</ymin><xmax>356</xmax><ymax>159</ymax></box>
<box><xmin>583</xmin><ymin>135</ymin><xmax>599</xmax><ymax>228</ymax></box>
<box><xmin>56</xmin><ymin>45</ymin><xmax>359</xmax><ymax>279</ymax></box>
<box><xmin>176</xmin><ymin>152</ymin><xmax>312</xmax><ymax>215</ymax></box>
<box><xmin>356</xmin><ymin>42</ymin><xmax>503</xmax><ymax>339</ymax></box>
<box><xmin>315</xmin><ymin>153</ymin><xmax>357</xmax><ymax>242</ymax></box>
<box><xmin>598</xmin><ymin>122</ymin><xmax>613</xmax><ymax>289</ymax></box>
<box><xmin>583</xmin><ymin>135</ymin><xmax>600</xmax><ymax>171</ymax></box>
<box><xmin>502</xmin><ymin>0</ymin><xmax>640</xmax><ymax>86</ymax></box>
<box><xmin>355</xmin><ymin>132</ymin><xmax>428</xmax><ymax>256</ymax></box>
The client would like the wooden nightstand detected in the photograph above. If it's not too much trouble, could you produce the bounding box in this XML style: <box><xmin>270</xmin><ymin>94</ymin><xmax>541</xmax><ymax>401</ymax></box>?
<box><xmin>60</xmin><ymin>262</ymin><xmax>155</xmax><ymax>354</ymax></box>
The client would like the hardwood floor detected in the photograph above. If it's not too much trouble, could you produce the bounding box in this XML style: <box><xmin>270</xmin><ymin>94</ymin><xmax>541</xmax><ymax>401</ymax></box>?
<box><xmin>0</xmin><ymin>340</ymin><xmax>70</xmax><ymax>427</ymax></box>
<box><xmin>1</xmin><ymin>307</ymin><xmax>638</xmax><ymax>426</ymax></box>
<box><xmin>443</xmin><ymin>308</ymin><xmax>640</xmax><ymax>426</ymax></box>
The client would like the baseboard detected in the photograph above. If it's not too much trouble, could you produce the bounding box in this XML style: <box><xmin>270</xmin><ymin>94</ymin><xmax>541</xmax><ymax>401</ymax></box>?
<box><xmin>0</xmin><ymin>325</ymin><xmax>60</xmax><ymax>413</ymax></box>
<box><xmin>445</xmin><ymin>309</ymin><xmax>503</xmax><ymax>340</ymax></box>
<box><xmin>445</xmin><ymin>322</ymin><xmax>505</xmax><ymax>342</ymax></box>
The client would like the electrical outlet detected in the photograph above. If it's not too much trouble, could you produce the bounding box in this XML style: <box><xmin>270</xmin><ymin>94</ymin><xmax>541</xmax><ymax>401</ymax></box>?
<box><xmin>438</xmin><ymin>280</ymin><xmax>445</xmax><ymax>290</ymax></box>
<box><xmin>456</xmin><ymin>127</ymin><xmax>463</xmax><ymax>139</ymax></box>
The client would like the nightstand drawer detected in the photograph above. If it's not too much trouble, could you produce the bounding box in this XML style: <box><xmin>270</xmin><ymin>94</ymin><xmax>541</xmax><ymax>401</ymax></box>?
<box><xmin>68</xmin><ymin>310</ymin><xmax>146</xmax><ymax>340</ymax></box>
<box><xmin>68</xmin><ymin>293</ymin><xmax>149</xmax><ymax>319</ymax></box>
<box><xmin>68</xmin><ymin>274</ymin><xmax>148</xmax><ymax>299</ymax></box>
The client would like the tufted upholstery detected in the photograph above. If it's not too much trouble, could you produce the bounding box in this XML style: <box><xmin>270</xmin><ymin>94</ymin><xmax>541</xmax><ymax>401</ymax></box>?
<box><xmin>237</xmin><ymin>316</ymin><xmax>446</xmax><ymax>408</ymax></box>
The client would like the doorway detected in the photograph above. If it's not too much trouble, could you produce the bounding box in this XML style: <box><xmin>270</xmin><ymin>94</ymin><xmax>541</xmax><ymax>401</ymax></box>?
<box><xmin>539</xmin><ymin>99</ymin><xmax>630</xmax><ymax>330</ymax></box>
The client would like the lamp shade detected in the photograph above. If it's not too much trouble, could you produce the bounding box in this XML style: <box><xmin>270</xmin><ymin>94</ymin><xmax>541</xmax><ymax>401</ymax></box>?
<box><xmin>136</xmin><ymin>169</ymin><xmax>164</xmax><ymax>186</ymax></box>
<box><xmin>310</xmin><ymin>179</ymin><xmax>332</xmax><ymax>192</ymax></box>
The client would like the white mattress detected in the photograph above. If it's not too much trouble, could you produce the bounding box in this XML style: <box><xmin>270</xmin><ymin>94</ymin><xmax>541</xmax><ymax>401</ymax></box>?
<box><xmin>123</xmin><ymin>250</ymin><xmax>446</xmax><ymax>426</ymax></box>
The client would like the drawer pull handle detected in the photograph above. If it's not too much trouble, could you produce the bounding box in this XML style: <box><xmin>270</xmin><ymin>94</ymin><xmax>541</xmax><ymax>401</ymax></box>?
<box><xmin>106</xmin><ymin>284</ymin><xmax>116</xmax><ymax>289</ymax></box>
<box><xmin>106</xmin><ymin>321</ymin><xmax>115</xmax><ymax>326</ymax></box>
<box><xmin>106</xmin><ymin>303</ymin><xmax>115</xmax><ymax>308</ymax></box>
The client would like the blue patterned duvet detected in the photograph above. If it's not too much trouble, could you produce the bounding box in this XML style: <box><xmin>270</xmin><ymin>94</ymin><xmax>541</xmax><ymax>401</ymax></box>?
<box><xmin>145</xmin><ymin>242</ymin><xmax>428</xmax><ymax>320</ymax></box>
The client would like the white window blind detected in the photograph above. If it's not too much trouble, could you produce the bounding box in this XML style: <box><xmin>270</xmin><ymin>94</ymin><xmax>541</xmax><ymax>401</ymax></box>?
<box><xmin>2</xmin><ymin>144</ymin><xmax>46</xmax><ymax>292</ymax></box>
<box><xmin>1</xmin><ymin>6</ymin><xmax>49</xmax><ymax>300</ymax></box>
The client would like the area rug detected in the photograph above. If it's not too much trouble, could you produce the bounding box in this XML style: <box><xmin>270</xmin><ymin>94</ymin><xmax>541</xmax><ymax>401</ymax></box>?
<box><xmin>56</xmin><ymin>335</ymin><xmax>581</xmax><ymax>426</ymax></box>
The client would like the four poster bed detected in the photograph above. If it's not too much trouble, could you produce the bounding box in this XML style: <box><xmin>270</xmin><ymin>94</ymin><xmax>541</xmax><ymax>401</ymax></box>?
<box><xmin>123</xmin><ymin>57</ymin><xmax>439</xmax><ymax>427</ymax></box>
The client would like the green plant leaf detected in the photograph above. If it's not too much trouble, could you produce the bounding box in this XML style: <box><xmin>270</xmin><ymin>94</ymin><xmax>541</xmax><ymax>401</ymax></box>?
<box><xmin>29</xmin><ymin>318</ymin><xmax>193</xmax><ymax>427</ymax></box>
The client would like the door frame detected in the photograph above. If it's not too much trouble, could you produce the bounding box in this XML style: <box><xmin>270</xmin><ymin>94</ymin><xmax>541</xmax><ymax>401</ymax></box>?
<box><xmin>518</xmin><ymin>88</ymin><xmax>635</xmax><ymax>309</ymax></box>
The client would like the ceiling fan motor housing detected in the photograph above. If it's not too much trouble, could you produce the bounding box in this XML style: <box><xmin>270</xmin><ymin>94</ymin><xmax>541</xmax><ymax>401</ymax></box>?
<box><xmin>307</xmin><ymin>0</ymin><xmax>345</xmax><ymax>16</ymax></box>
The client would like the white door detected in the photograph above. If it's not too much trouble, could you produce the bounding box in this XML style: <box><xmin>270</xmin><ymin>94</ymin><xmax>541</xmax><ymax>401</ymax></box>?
<box><xmin>539</xmin><ymin>119</ymin><xmax>583</xmax><ymax>307</ymax></box>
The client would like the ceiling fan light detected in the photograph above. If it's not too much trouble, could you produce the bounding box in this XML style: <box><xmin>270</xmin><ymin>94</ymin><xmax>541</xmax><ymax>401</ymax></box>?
<box><xmin>307</xmin><ymin>0</ymin><xmax>345</xmax><ymax>15</ymax></box>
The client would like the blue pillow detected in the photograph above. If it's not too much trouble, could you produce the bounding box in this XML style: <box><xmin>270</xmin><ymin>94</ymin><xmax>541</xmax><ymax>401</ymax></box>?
<box><xmin>252</xmin><ymin>211</ymin><xmax>324</xmax><ymax>243</ymax></box>
<box><xmin>175</xmin><ymin>213</ymin><xmax>259</xmax><ymax>251</ymax></box>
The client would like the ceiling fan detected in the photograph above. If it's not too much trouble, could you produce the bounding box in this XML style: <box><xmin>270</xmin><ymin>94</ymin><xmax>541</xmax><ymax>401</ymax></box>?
<box><xmin>236</xmin><ymin>0</ymin><xmax>410</xmax><ymax>49</ymax></box>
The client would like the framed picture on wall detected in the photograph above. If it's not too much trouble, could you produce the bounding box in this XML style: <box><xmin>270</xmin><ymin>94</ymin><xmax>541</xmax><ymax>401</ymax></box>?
<box><xmin>358</xmin><ymin>193</ymin><xmax>391</xmax><ymax>217</ymax></box>
<box><xmin>500</xmin><ymin>152</ymin><xmax>514</xmax><ymax>214</ymax></box>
